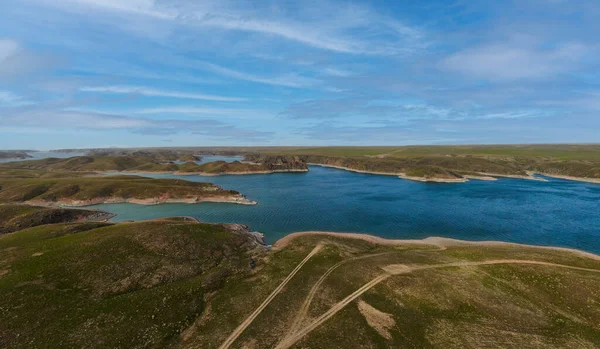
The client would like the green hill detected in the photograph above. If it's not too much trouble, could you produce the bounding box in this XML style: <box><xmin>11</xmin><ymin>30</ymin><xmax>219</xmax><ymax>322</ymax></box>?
<box><xmin>0</xmin><ymin>176</ymin><xmax>255</xmax><ymax>206</ymax></box>
<box><xmin>1</xmin><ymin>216</ymin><xmax>599</xmax><ymax>348</ymax></box>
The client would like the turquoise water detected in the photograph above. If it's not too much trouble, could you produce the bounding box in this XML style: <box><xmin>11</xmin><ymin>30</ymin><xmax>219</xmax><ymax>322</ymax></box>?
<box><xmin>94</xmin><ymin>165</ymin><xmax>600</xmax><ymax>253</ymax></box>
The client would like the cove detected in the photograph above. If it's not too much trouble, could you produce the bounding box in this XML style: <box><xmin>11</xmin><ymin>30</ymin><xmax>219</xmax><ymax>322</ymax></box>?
<box><xmin>94</xmin><ymin>165</ymin><xmax>600</xmax><ymax>253</ymax></box>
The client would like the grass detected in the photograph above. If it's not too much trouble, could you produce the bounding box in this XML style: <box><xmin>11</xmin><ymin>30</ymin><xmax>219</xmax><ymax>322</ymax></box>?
<box><xmin>0</xmin><ymin>220</ymin><xmax>262</xmax><ymax>349</ymax></box>
<box><xmin>257</xmin><ymin>144</ymin><xmax>600</xmax><ymax>160</ymax></box>
<box><xmin>0</xmin><ymin>204</ymin><xmax>111</xmax><ymax>234</ymax></box>
<box><xmin>1</xmin><ymin>209</ymin><xmax>600</xmax><ymax>348</ymax></box>
<box><xmin>190</xmin><ymin>236</ymin><xmax>600</xmax><ymax>349</ymax></box>
<box><xmin>0</xmin><ymin>175</ymin><xmax>244</xmax><ymax>204</ymax></box>
<box><xmin>3</xmin><ymin>155</ymin><xmax>308</xmax><ymax>174</ymax></box>
<box><xmin>5</xmin><ymin>146</ymin><xmax>600</xmax><ymax>179</ymax></box>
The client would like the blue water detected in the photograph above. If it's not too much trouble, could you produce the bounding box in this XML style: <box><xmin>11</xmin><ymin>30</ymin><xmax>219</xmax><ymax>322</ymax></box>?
<box><xmin>172</xmin><ymin>155</ymin><xmax>245</xmax><ymax>165</ymax></box>
<box><xmin>94</xmin><ymin>166</ymin><xmax>600</xmax><ymax>253</ymax></box>
<box><xmin>197</xmin><ymin>155</ymin><xmax>244</xmax><ymax>164</ymax></box>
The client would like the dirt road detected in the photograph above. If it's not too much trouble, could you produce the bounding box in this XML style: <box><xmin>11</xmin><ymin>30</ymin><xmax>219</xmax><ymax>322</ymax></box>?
<box><xmin>217</xmin><ymin>244</ymin><xmax>323</xmax><ymax>349</ymax></box>
<box><xmin>275</xmin><ymin>259</ymin><xmax>600</xmax><ymax>349</ymax></box>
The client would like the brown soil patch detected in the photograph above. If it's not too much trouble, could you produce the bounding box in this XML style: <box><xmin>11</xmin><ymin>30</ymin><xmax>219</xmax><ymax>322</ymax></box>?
<box><xmin>357</xmin><ymin>300</ymin><xmax>396</xmax><ymax>340</ymax></box>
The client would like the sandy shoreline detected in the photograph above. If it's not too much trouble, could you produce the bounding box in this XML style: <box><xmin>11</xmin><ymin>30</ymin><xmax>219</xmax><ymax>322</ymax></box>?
<box><xmin>397</xmin><ymin>174</ymin><xmax>468</xmax><ymax>183</ymax></box>
<box><xmin>101</xmin><ymin>165</ymin><xmax>600</xmax><ymax>184</ymax></box>
<box><xmin>539</xmin><ymin>173</ymin><xmax>600</xmax><ymax>184</ymax></box>
<box><xmin>308</xmin><ymin>163</ymin><xmax>600</xmax><ymax>184</ymax></box>
<box><xmin>274</xmin><ymin>231</ymin><xmax>600</xmax><ymax>261</ymax></box>
<box><xmin>25</xmin><ymin>195</ymin><xmax>257</xmax><ymax>208</ymax></box>
<box><xmin>111</xmin><ymin>169</ymin><xmax>309</xmax><ymax>177</ymax></box>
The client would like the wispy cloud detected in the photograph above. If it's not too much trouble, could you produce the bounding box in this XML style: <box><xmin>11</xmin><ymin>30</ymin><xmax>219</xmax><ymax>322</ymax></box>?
<box><xmin>197</xmin><ymin>61</ymin><xmax>319</xmax><ymax>88</ymax></box>
<box><xmin>0</xmin><ymin>108</ymin><xmax>272</xmax><ymax>140</ymax></box>
<box><xmin>80</xmin><ymin>85</ymin><xmax>246</xmax><ymax>102</ymax></box>
<box><xmin>0</xmin><ymin>38</ymin><xmax>60</xmax><ymax>78</ymax></box>
<box><xmin>441</xmin><ymin>38</ymin><xmax>590</xmax><ymax>81</ymax></box>
<box><xmin>134</xmin><ymin>106</ymin><xmax>274</xmax><ymax>120</ymax></box>
<box><xmin>0</xmin><ymin>91</ymin><xmax>33</xmax><ymax>107</ymax></box>
<box><xmin>33</xmin><ymin>0</ymin><xmax>426</xmax><ymax>55</ymax></box>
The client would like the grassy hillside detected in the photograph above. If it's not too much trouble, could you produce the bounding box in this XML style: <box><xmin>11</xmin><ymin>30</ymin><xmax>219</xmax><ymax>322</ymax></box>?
<box><xmin>0</xmin><ymin>175</ymin><xmax>251</xmax><ymax>206</ymax></box>
<box><xmin>3</xmin><ymin>155</ymin><xmax>308</xmax><ymax>174</ymax></box>
<box><xmin>245</xmin><ymin>145</ymin><xmax>600</xmax><ymax>180</ymax></box>
<box><xmin>0</xmin><ymin>204</ymin><xmax>112</xmax><ymax>234</ymax></box>
<box><xmin>1</xmin><ymin>224</ymin><xmax>599</xmax><ymax>349</ymax></box>
<box><xmin>256</xmin><ymin>144</ymin><xmax>600</xmax><ymax>160</ymax></box>
<box><xmin>0</xmin><ymin>220</ymin><xmax>264</xmax><ymax>348</ymax></box>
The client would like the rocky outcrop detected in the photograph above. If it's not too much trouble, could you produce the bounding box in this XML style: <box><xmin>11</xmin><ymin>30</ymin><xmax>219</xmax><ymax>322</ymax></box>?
<box><xmin>0</xmin><ymin>204</ymin><xmax>114</xmax><ymax>234</ymax></box>
<box><xmin>0</xmin><ymin>151</ymin><xmax>32</xmax><ymax>160</ymax></box>
<box><xmin>243</xmin><ymin>155</ymin><xmax>308</xmax><ymax>172</ymax></box>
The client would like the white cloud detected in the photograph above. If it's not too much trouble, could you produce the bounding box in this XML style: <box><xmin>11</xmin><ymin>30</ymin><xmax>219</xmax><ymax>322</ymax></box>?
<box><xmin>441</xmin><ymin>39</ymin><xmax>589</xmax><ymax>81</ymax></box>
<box><xmin>33</xmin><ymin>0</ymin><xmax>425</xmax><ymax>55</ymax></box>
<box><xmin>80</xmin><ymin>85</ymin><xmax>246</xmax><ymax>102</ymax></box>
<box><xmin>0</xmin><ymin>39</ymin><xmax>20</xmax><ymax>62</ymax></box>
<box><xmin>0</xmin><ymin>108</ymin><xmax>271</xmax><ymax>139</ymax></box>
<box><xmin>0</xmin><ymin>91</ymin><xmax>22</xmax><ymax>105</ymax></box>
<box><xmin>0</xmin><ymin>38</ymin><xmax>60</xmax><ymax>78</ymax></box>
<box><xmin>0</xmin><ymin>91</ymin><xmax>32</xmax><ymax>107</ymax></box>
<box><xmin>197</xmin><ymin>61</ymin><xmax>318</xmax><ymax>88</ymax></box>
<box><xmin>322</xmin><ymin>67</ymin><xmax>353</xmax><ymax>77</ymax></box>
<box><xmin>134</xmin><ymin>106</ymin><xmax>274</xmax><ymax>120</ymax></box>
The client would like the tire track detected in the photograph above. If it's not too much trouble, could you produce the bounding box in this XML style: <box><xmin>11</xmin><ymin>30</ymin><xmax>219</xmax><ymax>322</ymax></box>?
<box><xmin>275</xmin><ymin>259</ymin><xmax>600</xmax><ymax>349</ymax></box>
<box><xmin>217</xmin><ymin>244</ymin><xmax>323</xmax><ymax>349</ymax></box>
<box><xmin>284</xmin><ymin>252</ymin><xmax>395</xmax><ymax>339</ymax></box>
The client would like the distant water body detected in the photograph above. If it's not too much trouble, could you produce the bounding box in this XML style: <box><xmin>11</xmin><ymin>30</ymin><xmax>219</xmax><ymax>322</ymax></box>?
<box><xmin>0</xmin><ymin>151</ymin><xmax>86</xmax><ymax>163</ymax></box>
<box><xmin>95</xmin><ymin>160</ymin><xmax>600</xmax><ymax>254</ymax></box>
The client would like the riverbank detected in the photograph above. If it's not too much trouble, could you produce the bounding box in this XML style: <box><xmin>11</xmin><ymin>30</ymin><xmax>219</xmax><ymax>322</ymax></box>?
<box><xmin>274</xmin><ymin>231</ymin><xmax>600</xmax><ymax>261</ymax></box>
<box><xmin>26</xmin><ymin>195</ymin><xmax>257</xmax><ymax>208</ymax></box>
<box><xmin>308</xmin><ymin>163</ymin><xmax>589</xmax><ymax>183</ymax></box>
<box><xmin>113</xmin><ymin>168</ymin><xmax>309</xmax><ymax>176</ymax></box>
<box><xmin>540</xmin><ymin>173</ymin><xmax>600</xmax><ymax>184</ymax></box>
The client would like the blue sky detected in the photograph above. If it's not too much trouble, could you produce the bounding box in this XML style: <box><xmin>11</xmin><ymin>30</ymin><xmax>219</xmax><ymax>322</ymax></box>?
<box><xmin>0</xmin><ymin>0</ymin><xmax>599</xmax><ymax>149</ymax></box>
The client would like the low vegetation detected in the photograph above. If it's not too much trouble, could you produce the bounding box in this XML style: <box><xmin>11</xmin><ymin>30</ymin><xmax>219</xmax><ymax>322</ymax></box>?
<box><xmin>3</xmin><ymin>155</ymin><xmax>308</xmax><ymax>175</ymax></box>
<box><xmin>0</xmin><ymin>175</ymin><xmax>252</xmax><ymax>206</ymax></box>
<box><xmin>0</xmin><ymin>218</ymin><xmax>264</xmax><ymax>348</ymax></box>
<box><xmin>9</xmin><ymin>145</ymin><xmax>600</xmax><ymax>180</ymax></box>
<box><xmin>245</xmin><ymin>144</ymin><xmax>600</xmax><ymax>180</ymax></box>
<box><xmin>0</xmin><ymin>204</ymin><xmax>112</xmax><ymax>234</ymax></box>
<box><xmin>1</xmin><ymin>218</ymin><xmax>599</xmax><ymax>348</ymax></box>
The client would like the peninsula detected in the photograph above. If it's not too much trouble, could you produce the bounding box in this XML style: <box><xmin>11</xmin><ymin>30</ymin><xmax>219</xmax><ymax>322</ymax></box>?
<box><xmin>0</xmin><ymin>175</ymin><xmax>256</xmax><ymax>207</ymax></box>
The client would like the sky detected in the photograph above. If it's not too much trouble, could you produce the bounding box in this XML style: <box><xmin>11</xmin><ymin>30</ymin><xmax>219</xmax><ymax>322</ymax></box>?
<box><xmin>0</xmin><ymin>0</ymin><xmax>599</xmax><ymax>149</ymax></box>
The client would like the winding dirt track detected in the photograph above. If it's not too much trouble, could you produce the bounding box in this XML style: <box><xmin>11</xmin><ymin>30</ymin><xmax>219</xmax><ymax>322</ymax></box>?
<box><xmin>217</xmin><ymin>244</ymin><xmax>323</xmax><ymax>349</ymax></box>
<box><xmin>274</xmin><ymin>259</ymin><xmax>600</xmax><ymax>349</ymax></box>
<box><xmin>284</xmin><ymin>252</ymin><xmax>396</xmax><ymax>338</ymax></box>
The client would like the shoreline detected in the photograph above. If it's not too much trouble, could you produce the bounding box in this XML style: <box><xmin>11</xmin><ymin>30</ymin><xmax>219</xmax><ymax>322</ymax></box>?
<box><xmin>274</xmin><ymin>231</ymin><xmax>600</xmax><ymax>261</ymax></box>
<box><xmin>109</xmin><ymin>169</ymin><xmax>309</xmax><ymax>176</ymax></box>
<box><xmin>539</xmin><ymin>173</ymin><xmax>600</xmax><ymax>184</ymax></box>
<box><xmin>25</xmin><ymin>195</ymin><xmax>257</xmax><ymax>208</ymax></box>
<box><xmin>308</xmin><ymin>163</ymin><xmax>600</xmax><ymax>184</ymax></box>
